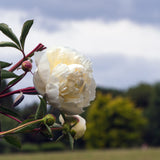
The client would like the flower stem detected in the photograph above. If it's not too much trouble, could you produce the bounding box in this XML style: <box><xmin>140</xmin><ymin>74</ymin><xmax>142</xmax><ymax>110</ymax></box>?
<box><xmin>0</xmin><ymin>118</ymin><xmax>43</xmax><ymax>136</ymax></box>
<box><xmin>9</xmin><ymin>43</ymin><xmax>46</xmax><ymax>72</ymax></box>
<box><xmin>0</xmin><ymin>72</ymin><xmax>27</xmax><ymax>94</ymax></box>
<box><xmin>0</xmin><ymin>87</ymin><xmax>38</xmax><ymax>99</ymax></box>
<box><xmin>0</xmin><ymin>111</ymin><xmax>22</xmax><ymax>123</ymax></box>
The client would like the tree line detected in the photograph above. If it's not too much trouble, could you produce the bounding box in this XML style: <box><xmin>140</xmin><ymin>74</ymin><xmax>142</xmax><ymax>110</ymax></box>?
<box><xmin>0</xmin><ymin>81</ymin><xmax>160</xmax><ymax>152</ymax></box>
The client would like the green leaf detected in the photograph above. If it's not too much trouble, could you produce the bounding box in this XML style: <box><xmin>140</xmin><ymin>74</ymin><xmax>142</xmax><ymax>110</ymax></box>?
<box><xmin>0</xmin><ymin>41</ymin><xmax>20</xmax><ymax>50</ymax></box>
<box><xmin>56</xmin><ymin>134</ymin><xmax>64</xmax><ymax>142</ymax></box>
<box><xmin>68</xmin><ymin>132</ymin><xmax>74</xmax><ymax>150</ymax></box>
<box><xmin>0</xmin><ymin>61</ymin><xmax>12</xmax><ymax>68</ymax></box>
<box><xmin>1</xmin><ymin>69</ymin><xmax>18</xmax><ymax>80</ymax></box>
<box><xmin>20</xmin><ymin>20</ymin><xmax>33</xmax><ymax>49</ymax></box>
<box><xmin>4</xmin><ymin>135</ymin><xmax>21</xmax><ymax>148</ymax></box>
<box><xmin>14</xmin><ymin>119</ymin><xmax>41</xmax><ymax>134</ymax></box>
<box><xmin>44</xmin><ymin>123</ymin><xmax>53</xmax><ymax>138</ymax></box>
<box><xmin>35</xmin><ymin>97</ymin><xmax>47</xmax><ymax>120</ymax></box>
<box><xmin>8</xmin><ymin>74</ymin><xmax>24</xmax><ymax>86</ymax></box>
<box><xmin>0</xmin><ymin>105</ymin><xmax>21</xmax><ymax>118</ymax></box>
<box><xmin>0</xmin><ymin>23</ymin><xmax>20</xmax><ymax>48</ymax></box>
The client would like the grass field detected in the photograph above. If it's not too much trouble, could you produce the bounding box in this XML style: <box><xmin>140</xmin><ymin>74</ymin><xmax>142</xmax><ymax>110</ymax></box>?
<box><xmin>0</xmin><ymin>148</ymin><xmax>160</xmax><ymax>160</ymax></box>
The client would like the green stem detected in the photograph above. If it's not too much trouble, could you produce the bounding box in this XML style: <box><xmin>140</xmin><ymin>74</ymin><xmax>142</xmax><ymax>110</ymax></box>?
<box><xmin>0</xmin><ymin>118</ymin><xmax>43</xmax><ymax>136</ymax></box>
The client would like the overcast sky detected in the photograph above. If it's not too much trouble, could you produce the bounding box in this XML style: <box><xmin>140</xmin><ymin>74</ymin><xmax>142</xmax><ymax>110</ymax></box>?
<box><xmin>1</xmin><ymin>0</ymin><xmax>160</xmax><ymax>93</ymax></box>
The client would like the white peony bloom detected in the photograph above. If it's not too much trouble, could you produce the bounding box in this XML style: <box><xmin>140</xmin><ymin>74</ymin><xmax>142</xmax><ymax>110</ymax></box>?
<box><xmin>33</xmin><ymin>46</ymin><xmax>96</xmax><ymax>115</ymax></box>
<box><xmin>59</xmin><ymin>115</ymin><xmax>86</xmax><ymax>139</ymax></box>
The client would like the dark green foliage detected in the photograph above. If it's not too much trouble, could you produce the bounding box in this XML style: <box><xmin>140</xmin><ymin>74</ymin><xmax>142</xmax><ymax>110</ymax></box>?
<box><xmin>0</xmin><ymin>61</ymin><xmax>12</xmax><ymax>68</ymax></box>
<box><xmin>0</xmin><ymin>23</ymin><xmax>21</xmax><ymax>48</ymax></box>
<box><xmin>126</xmin><ymin>83</ymin><xmax>153</xmax><ymax>108</ymax></box>
<box><xmin>0</xmin><ymin>105</ymin><xmax>21</xmax><ymax>119</ymax></box>
<box><xmin>8</xmin><ymin>74</ymin><xmax>25</xmax><ymax>86</ymax></box>
<box><xmin>1</xmin><ymin>70</ymin><xmax>18</xmax><ymax>80</ymax></box>
<box><xmin>0</xmin><ymin>19</ymin><xmax>34</xmax><ymax>51</ymax></box>
<box><xmin>35</xmin><ymin>97</ymin><xmax>47</xmax><ymax>119</ymax></box>
<box><xmin>20</xmin><ymin>20</ymin><xmax>33</xmax><ymax>49</ymax></box>
<box><xmin>0</xmin><ymin>81</ymin><xmax>17</xmax><ymax>132</ymax></box>
<box><xmin>97</xmin><ymin>87</ymin><xmax>124</xmax><ymax>97</ymax></box>
<box><xmin>4</xmin><ymin>135</ymin><xmax>21</xmax><ymax>149</ymax></box>
<box><xmin>143</xmin><ymin>82</ymin><xmax>160</xmax><ymax>146</ymax></box>
<box><xmin>0</xmin><ymin>41</ymin><xmax>20</xmax><ymax>49</ymax></box>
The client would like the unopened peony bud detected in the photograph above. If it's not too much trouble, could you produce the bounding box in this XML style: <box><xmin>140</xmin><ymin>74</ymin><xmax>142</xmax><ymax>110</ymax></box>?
<box><xmin>71</xmin><ymin>115</ymin><xmax>86</xmax><ymax>139</ymax></box>
<box><xmin>44</xmin><ymin>114</ymin><xmax>56</xmax><ymax>126</ymax></box>
<box><xmin>59</xmin><ymin>114</ymin><xmax>86</xmax><ymax>139</ymax></box>
<box><xmin>22</xmin><ymin>60</ymin><xmax>32</xmax><ymax>72</ymax></box>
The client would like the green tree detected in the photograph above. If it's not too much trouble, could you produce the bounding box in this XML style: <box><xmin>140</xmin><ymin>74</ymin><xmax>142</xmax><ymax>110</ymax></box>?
<box><xmin>85</xmin><ymin>93</ymin><xmax>147</xmax><ymax>148</ymax></box>
<box><xmin>126</xmin><ymin>83</ymin><xmax>153</xmax><ymax>108</ymax></box>
<box><xmin>144</xmin><ymin>82</ymin><xmax>160</xmax><ymax>146</ymax></box>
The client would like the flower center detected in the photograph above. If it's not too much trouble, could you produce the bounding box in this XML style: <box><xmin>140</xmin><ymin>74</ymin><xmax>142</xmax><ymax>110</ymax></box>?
<box><xmin>59</xmin><ymin>64</ymin><xmax>86</xmax><ymax>102</ymax></box>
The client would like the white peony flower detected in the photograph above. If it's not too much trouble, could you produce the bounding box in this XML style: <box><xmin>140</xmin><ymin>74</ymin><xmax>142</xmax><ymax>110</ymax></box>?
<box><xmin>33</xmin><ymin>46</ymin><xmax>96</xmax><ymax>115</ymax></box>
<box><xmin>59</xmin><ymin>114</ymin><xmax>86</xmax><ymax>139</ymax></box>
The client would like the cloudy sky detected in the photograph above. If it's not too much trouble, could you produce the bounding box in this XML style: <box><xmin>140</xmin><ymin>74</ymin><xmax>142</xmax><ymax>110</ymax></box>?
<box><xmin>1</xmin><ymin>0</ymin><xmax>160</xmax><ymax>92</ymax></box>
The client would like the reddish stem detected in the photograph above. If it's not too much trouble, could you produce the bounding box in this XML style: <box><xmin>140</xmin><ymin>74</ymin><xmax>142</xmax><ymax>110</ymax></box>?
<box><xmin>51</xmin><ymin>127</ymin><xmax>63</xmax><ymax>131</ymax></box>
<box><xmin>0</xmin><ymin>111</ymin><xmax>22</xmax><ymax>123</ymax></box>
<box><xmin>9</xmin><ymin>43</ymin><xmax>46</xmax><ymax>72</ymax></box>
<box><xmin>0</xmin><ymin>72</ymin><xmax>27</xmax><ymax>94</ymax></box>
<box><xmin>0</xmin><ymin>87</ymin><xmax>38</xmax><ymax>99</ymax></box>
<box><xmin>32</xmin><ymin>127</ymin><xmax>63</xmax><ymax>133</ymax></box>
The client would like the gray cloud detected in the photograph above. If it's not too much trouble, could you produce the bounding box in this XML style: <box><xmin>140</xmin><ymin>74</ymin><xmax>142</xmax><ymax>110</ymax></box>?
<box><xmin>1</xmin><ymin>0</ymin><xmax>160</xmax><ymax>24</ymax></box>
<box><xmin>90</xmin><ymin>54</ymin><xmax>160</xmax><ymax>89</ymax></box>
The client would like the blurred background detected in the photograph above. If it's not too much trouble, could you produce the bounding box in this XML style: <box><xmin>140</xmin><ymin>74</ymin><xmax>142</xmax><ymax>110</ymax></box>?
<box><xmin>1</xmin><ymin>0</ymin><xmax>160</xmax><ymax>157</ymax></box>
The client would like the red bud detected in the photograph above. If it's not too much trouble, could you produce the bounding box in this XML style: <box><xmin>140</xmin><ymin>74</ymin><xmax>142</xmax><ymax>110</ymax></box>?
<box><xmin>22</xmin><ymin>60</ymin><xmax>32</xmax><ymax>72</ymax></box>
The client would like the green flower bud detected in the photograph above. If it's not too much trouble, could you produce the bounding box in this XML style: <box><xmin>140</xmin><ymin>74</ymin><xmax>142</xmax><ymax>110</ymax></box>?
<box><xmin>43</xmin><ymin>114</ymin><xmax>56</xmax><ymax>126</ymax></box>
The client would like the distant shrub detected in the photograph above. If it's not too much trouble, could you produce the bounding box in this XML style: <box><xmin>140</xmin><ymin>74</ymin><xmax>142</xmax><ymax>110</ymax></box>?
<box><xmin>85</xmin><ymin>92</ymin><xmax>147</xmax><ymax>148</ymax></box>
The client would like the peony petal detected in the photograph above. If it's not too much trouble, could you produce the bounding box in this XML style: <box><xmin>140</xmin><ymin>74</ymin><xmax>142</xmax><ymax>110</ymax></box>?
<box><xmin>59</xmin><ymin>114</ymin><xmax>65</xmax><ymax>125</ymax></box>
<box><xmin>61</xmin><ymin>102</ymin><xmax>84</xmax><ymax>115</ymax></box>
<box><xmin>71</xmin><ymin>115</ymin><xmax>86</xmax><ymax>139</ymax></box>
<box><xmin>89</xmin><ymin>78</ymin><xmax>96</xmax><ymax>101</ymax></box>
<box><xmin>47</xmin><ymin>47</ymin><xmax>92</xmax><ymax>71</ymax></box>
<box><xmin>46</xmin><ymin>82</ymin><xmax>60</xmax><ymax>107</ymax></box>
<box><xmin>37</xmin><ymin>53</ymin><xmax>50</xmax><ymax>84</ymax></box>
<box><xmin>33</xmin><ymin>70</ymin><xmax>46</xmax><ymax>95</ymax></box>
<box><xmin>33</xmin><ymin>46</ymin><xmax>96</xmax><ymax>115</ymax></box>
<box><xmin>34</xmin><ymin>51</ymin><xmax>45</xmax><ymax>66</ymax></box>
